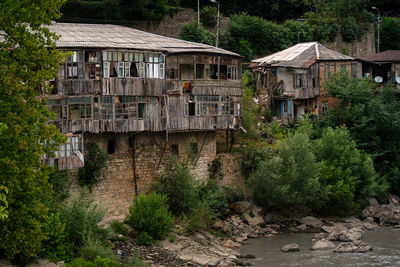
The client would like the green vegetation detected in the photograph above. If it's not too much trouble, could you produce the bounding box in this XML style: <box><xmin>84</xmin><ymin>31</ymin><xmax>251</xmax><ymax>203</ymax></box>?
<box><xmin>201</xmin><ymin>6</ymin><xmax>218</xmax><ymax>27</ymax></box>
<box><xmin>380</xmin><ymin>16</ymin><xmax>400</xmax><ymax>51</ymax></box>
<box><xmin>80</xmin><ymin>237</ymin><xmax>117</xmax><ymax>262</ymax></box>
<box><xmin>179</xmin><ymin>21</ymin><xmax>216</xmax><ymax>46</ymax></box>
<box><xmin>320</xmin><ymin>72</ymin><xmax>400</xmax><ymax>196</ymax></box>
<box><xmin>78</xmin><ymin>142</ymin><xmax>108</xmax><ymax>191</ymax></box>
<box><xmin>49</xmin><ymin>169</ymin><xmax>71</xmax><ymax>201</ymax></box>
<box><xmin>126</xmin><ymin>192</ymin><xmax>173</xmax><ymax>245</ymax></box>
<box><xmin>0</xmin><ymin>0</ymin><xmax>65</xmax><ymax>263</ymax></box>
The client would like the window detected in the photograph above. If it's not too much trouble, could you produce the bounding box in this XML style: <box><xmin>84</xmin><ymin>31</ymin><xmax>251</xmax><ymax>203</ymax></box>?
<box><xmin>195</xmin><ymin>96</ymin><xmax>220</xmax><ymax>116</ymax></box>
<box><xmin>184</xmin><ymin>96</ymin><xmax>196</xmax><ymax>117</ymax></box>
<box><xmin>59</xmin><ymin>136</ymin><xmax>82</xmax><ymax>158</ymax></box>
<box><xmin>117</xmin><ymin>62</ymin><xmax>124</xmax><ymax>78</ymax></box>
<box><xmin>68</xmin><ymin>97</ymin><xmax>92</xmax><ymax>119</ymax></box>
<box><xmin>103</xmin><ymin>62</ymin><xmax>110</xmax><ymax>78</ymax></box>
<box><xmin>312</xmin><ymin>78</ymin><xmax>317</xmax><ymax>88</ymax></box>
<box><xmin>171</xmin><ymin>144</ymin><xmax>179</xmax><ymax>157</ymax></box>
<box><xmin>115</xmin><ymin>96</ymin><xmax>137</xmax><ymax>119</ymax></box>
<box><xmin>230</xmin><ymin>102</ymin><xmax>241</xmax><ymax>116</ymax></box>
<box><xmin>220</xmin><ymin>96</ymin><xmax>230</xmax><ymax>115</ymax></box>
<box><xmin>351</xmin><ymin>63</ymin><xmax>358</xmax><ymax>77</ymax></box>
<box><xmin>66</xmin><ymin>51</ymin><xmax>84</xmax><ymax>79</ymax></box>
<box><xmin>296</xmin><ymin>74</ymin><xmax>304</xmax><ymax>87</ymax></box>
<box><xmin>196</xmin><ymin>64</ymin><xmax>205</xmax><ymax>79</ymax></box>
<box><xmin>227</xmin><ymin>66</ymin><xmax>238</xmax><ymax>80</ymax></box>
<box><xmin>325</xmin><ymin>63</ymin><xmax>330</xmax><ymax>79</ymax></box>
<box><xmin>180</xmin><ymin>64</ymin><xmax>194</xmax><ymax>80</ymax></box>
<box><xmin>219</xmin><ymin>65</ymin><xmax>227</xmax><ymax>80</ymax></box>
<box><xmin>107</xmin><ymin>140</ymin><xmax>116</xmax><ymax>154</ymax></box>
<box><xmin>341</xmin><ymin>64</ymin><xmax>346</xmax><ymax>71</ymax></box>
<box><xmin>100</xmin><ymin>96</ymin><xmax>113</xmax><ymax>119</ymax></box>
<box><xmin>322</xmin><ymin>101</ymin><xmax>328</xmax><ymax>114</ymax></box>
<box><xmin>46</xmin><ymin>98</ymin><xmax>67</xmax><ymax>120</ymax></box>
<box><xmin>145</xmin><ymin>54</ymin><xmax>164</xmax><ymax>79</ymax></box>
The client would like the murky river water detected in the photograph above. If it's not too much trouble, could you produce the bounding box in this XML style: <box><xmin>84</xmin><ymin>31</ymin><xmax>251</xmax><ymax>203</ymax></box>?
<box><xmin>239</xmin><ymin>228</ymin><xmax>400</xmax><ymax>267</ymax></box>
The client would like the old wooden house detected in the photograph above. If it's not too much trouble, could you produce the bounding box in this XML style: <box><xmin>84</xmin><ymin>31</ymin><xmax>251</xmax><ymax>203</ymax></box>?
<box><xmin>360</xmin><ymin>50</ymin><xmax>400</xmax><ymax>89</ymax></box>
<box><xmin>251</xmin><ymin>42</ymin><xmax>361</xmax><ymax>119</ymax></box>
<box><xmin>42</xmin><ymin>22</ymin><xmax>242</xmax><ymax>219</ymax></box>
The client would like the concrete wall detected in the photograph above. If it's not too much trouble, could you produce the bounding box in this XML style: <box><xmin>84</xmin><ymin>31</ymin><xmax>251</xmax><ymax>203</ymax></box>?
<box><xmin>277</xmin><ymin>67</ymin><xmax>294</xmax><ymax>93</ymax></box>
<box><xmin>69</xmin><ymin>131</ymin><xmax>216</xmax><ymax>222</ymax></box>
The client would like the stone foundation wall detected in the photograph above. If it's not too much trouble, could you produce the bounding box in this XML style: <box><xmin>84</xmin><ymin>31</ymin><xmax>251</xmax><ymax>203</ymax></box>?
<box><xmin>69</xmin><ymin>131</ymin><xmax>216</xmax><ymax>222</ymax></box>
<box><xmin>217</xmin><ymin>152</ymin><xmax>245</xmax><ymax>189</ymax></box>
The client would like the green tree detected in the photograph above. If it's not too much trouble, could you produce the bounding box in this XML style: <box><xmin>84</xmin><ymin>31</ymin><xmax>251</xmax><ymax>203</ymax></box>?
<box><xmin>248</xmin><ymin>127</ymin><xmax>323</xmax><ymax>210</ymax></box>
<box><xmin>0</xmin><ymin>0</ymin><xmax>65</xmax><ymax>262</ymax></box>
<box><xmin>320</xmin><ymin>73</ymin><xmax>400</xmax><ymax>195</ymax></box>
<box><xmin>380</xmin><ymin>16</ymin><xmax>400</xmax><ymax>51</ymax></box>
<box><xmin>200</xmin><ymin>6</ymin><xmax>217</xmax><ymax>27</ymax></box>
<box><xmin>179</xmin><ymin>21</ymin><xmax>216</xmax><ymax>46</ymax></box>
<box><xmin>314</xmin><ymin>126</ymin><xmax>388</xmax><ymax>215</ymax></box>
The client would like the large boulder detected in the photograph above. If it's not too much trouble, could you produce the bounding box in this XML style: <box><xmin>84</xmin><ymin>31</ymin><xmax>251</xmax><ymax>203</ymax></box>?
<box><xmin>280</xmin><ymin>243</ymin><xmax>300</xmax><ymax>252</ymax></box>
<box><xmin>299</xmin><ymin>216</ymin><xmax>323</xmax><ymax>228</ymax></box>
<box><xmin>334</xmin><ymin>241</ymin><xmax>372</xmax><ymax>253</ymax></box>
<box><xmin>322</xmin><ymin>223</ymin><xmax>347</xmax><ymax>233</ymax></box>
<box><xmin>327</xmin><ymin>227</ymin><xmax>363</xmax><ymax>242</ymax></box>
<box><xmin>311</xmin><ymin>239</ymin><xmax>335</xmax><ymax>250</ymax></box>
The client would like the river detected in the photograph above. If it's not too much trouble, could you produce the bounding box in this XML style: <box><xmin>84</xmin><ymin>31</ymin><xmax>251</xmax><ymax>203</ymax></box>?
<box><xmin>239</xmin><ymin>228</ymin><xmax>400</xmax><ymax>266</ymax></box>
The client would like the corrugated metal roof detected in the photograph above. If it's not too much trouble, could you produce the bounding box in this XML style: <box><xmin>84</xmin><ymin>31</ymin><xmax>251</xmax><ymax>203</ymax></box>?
<box><xmin>47</xmin><ymin>22</ymin><xmax>239</xmax><ymax>56</ymax></box>
<box><xmin>252</xmin><ymin>42</ymin><xmax>353</xmax><ymax>68</ymax></box>
<box><xmin>360</xmin><ymin>50</ymin><xmax>400</xmax><ymax>63</ymax></box>
<box><xmin>0</xmin><ymin>22</ymin><xmax>240</xmax><ymax>57</ymax></box>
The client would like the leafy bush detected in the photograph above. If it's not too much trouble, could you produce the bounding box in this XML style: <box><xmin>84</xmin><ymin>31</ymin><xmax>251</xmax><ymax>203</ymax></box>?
<box><xmin>78</xmin><ymin>142</ymin><xmax>107</xmax><ymax>191</ymax></box>
<box><xmin>223</xmin><ymin>186</ymin><xmax>245</xmax><ymax>204</ymax></box>
<box><xmin>126</xmin><ymin>192</ymin><xmax>173</xmax><ymax>242</ymax></box>
<box><xmin>314</xmin><ymin>126</ymin><xmax>387</xmax><ymax>215</ymax></box>
<box><xmin>65</xmin><ymin>257</ymin><xmax>118</xmax><ymax>267</ymax></box>
<box><xmin>198</xmin><ymin>180</ymin><xmax>228</xmax><ymax>218</ymax></box>
<box><xmin>179</xmin><ymin>21</ymin><xmax>216</xmax><ymax>46</ymax></box>
<box><xmin>152</xmin><ymin>157</ymin><xmax>197</xmax><ymax>216</ymax></box>
<box><xmin>137</xmin><ymin>232</ymin><xmax>154</xmax><ymax>246</ymax></box>
<box><xmin>208</xmin><ymin>157</ymin><xmax>224</xmax><ymax>180</ymax></box>
<box><xmin>61</xmin><ymin>190</ymin><xmax>109</xmax><ymax>248</ymax></box>
<box><xmin>182</xmin><ymin>204</ymin><xmax>215</xmax><ymax>233</ymax></box>
<box><xmin>201</xmin><ymin>6</ymin><xmax>217</xmax><ymax>27</ymax></box>
<box><xmin>381</xmin><ymin>16</ymin><xmax>400</xmax><ymax>51</ymax></box>
<box><xmin>126</xmin><ymin>255</ymin><xmax>150</xmax><ymax>267</ymax></box>
<box><xmin>240</xmin><ymin>146</ymin><xmax>271</xmax><ymax>177</ymax></box>
<box><xmin>80</xmin><ymin>237</ymin><xmax>116</xmax><ymax>262</ymax></box>
<box><xmin>41</xmin><ymin>212</ymin><xmax>74</xmax><ymax>262</ymax></box>
<box><xmin>341</xmin><ymin>17</ymin><xmax>365</xmax><ymax>42</ymax></box>
<box><xmin>248</xmin><ymin>129</ymin><xmax>323</xmax><ymax>210</ymax></box>
<box><xmin>49</xmin><ymin>169</ymin><xmax>71</xmax><ymax>201</ymax></box>
<box><xmin>110</xmin><ymin>220</ymin><xmax>128</xmax><ymax>236</ymax></box>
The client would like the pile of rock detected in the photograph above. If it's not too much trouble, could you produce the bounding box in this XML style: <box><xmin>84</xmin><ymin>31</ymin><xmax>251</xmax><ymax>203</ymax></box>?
<box><xmin>361</xmin><ymin>195</ymin><xmax>400</xmax><ymax>226</ymax></box>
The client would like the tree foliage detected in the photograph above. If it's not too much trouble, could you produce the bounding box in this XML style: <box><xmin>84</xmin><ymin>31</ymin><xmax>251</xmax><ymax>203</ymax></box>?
<box><xmin>78</xmin><ymin>142</ymin><xmax>108</xmax><ymax>191</ymax></box>
<box><xmin>0</xmin><ymin>0</ymin><xmax>65</xmax><ymax>262</ymax></box>
<box><xmin>320</xmin><ymin>73</ymin><xmax>400</xmax><ymax>195</ymax></box>
<box><xmin>380</xmin><ymin>16</ymin><xmax>400</xmax><ymax>51</ymax></box>
<box><xmin>179</xmin><ymin>21</ymin><xmax>216</xmax><ymax>46</ymax></box>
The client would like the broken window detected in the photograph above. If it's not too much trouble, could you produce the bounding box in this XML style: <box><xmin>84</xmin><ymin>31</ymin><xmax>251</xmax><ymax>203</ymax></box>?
<box><xmin>66</xmin><ymin>51</ymin><xmax>84</xmax><ymax>79</ymax></box>
<box><xmin>138</xmin><ymin>96</ymin><xmax>146</xmax><ymax>119</ymax></box>
<box><xmin>196</xmin><ymin>96</ymin><xmax>220</xmax><ymax>116</ymax></box>
<box><xmin>220</xmin><ymin>96</ymin><xmax>230</xmax><ymax>115</ymax></box>
<box><xmin>219</xmin><ymin>65</ymin><xmax>228</xmax><ymax>80</ymax></box>
<box><xmin>115</xmin><ymin>96</ymin><xmax>137</xmax><ymax>119</ymax></box>
<box><xmin>184</xmin><ymin>96</ymin><xmax>196</xmax><ymax>117</ymax></box>
<box><xmin>230</xmin><ymin>102</ymin><xmax>241</xmax><ymax>116</ymax></box>
<box><xmin>341</xmin><ymin>64</ymin><xmax>346</xmax><ymax>71</ymax></box>
<box><xmin>196</xmin><ymin>64</ymin><xmax>205</xmax><ymax>79</ymax></box>
<box><xmin>46</xmin><ymin>98</ymin><xmax>67</xmax><ymax>120</ymax></box>
<box><xmin>171</xmin><ymin>144</ymin><xmax>179</xmax><ymax>157</ymax></box>
<box><xmin>86</xmin><ymin>51</ymin><xmax>101</xmax><ymax>80</ymax></box>
<box><xmin>180</xmin><ymin>64</ymin><xmax>194</xmax><ymax>80</ymax></box>
<box><xmin>100</xmin><ymin>96</ymin><xmax>113</xmax><ymax>119</ymax></box>
<box><xmin>59</xmin><ymin>135</ymin><xmax>82</xmax><ymax>158</ymax></box>
<box><xmin>322</xmin><ymin>101</ymin><xmax>328</xmax><ymax>114</ymax></box>
<box><xmin>210</xmin><ymin>64</ymin><xmax>218</xmax><ymax>79</ymax></box>
<box><xmin>68</xmin><ymin>97</ymin><xmax>92</xmax><ymax>119</ymax></box>
<box><xmin>296</xmin><ymin>74</ymin><xmax>304</xmax><ymax>88</ymax></box>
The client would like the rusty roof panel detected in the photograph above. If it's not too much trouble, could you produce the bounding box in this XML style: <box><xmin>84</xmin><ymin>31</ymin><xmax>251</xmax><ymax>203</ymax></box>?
<box><xmin>360</xmin><ymin>50</ymin><xmax>400</xmax><ymax>63</ymax></box>
<box><xmin>252</xmin><ymin>42</ymin><xmax>353</xmax><ymax>69</ymax></box>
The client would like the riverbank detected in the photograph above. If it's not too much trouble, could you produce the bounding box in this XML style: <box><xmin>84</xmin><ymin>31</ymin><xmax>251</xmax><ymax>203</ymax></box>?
<box><xmin>111</xmin><ymin>195</ymin><xmax>400</xmax><ymax>266</ymax></box>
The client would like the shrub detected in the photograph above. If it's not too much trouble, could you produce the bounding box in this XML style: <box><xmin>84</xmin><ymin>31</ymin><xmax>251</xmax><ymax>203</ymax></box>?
<box><xmin>78</xmin><ymin>142</ymin><xmax>107</xmax><ymax>191</ymax></box>
<box><xmin>41</xmin><ymin>212</ymin><xmax>74</xmax><ymax>262</ymax></box>
<box><xmin>314</xmin><ymin>126</ymin><xmax>388</xmax><ymax>215</ymax></box>
<box><xmin>248</xmin><ymin>130</ymin><xmax>323</xmax><ymax>210</ymax></box>
<box><xmin>381</xmin><ymin>16</ymin><xmax>400</xmax><ymax>51</ymax></box>
<box><xmin>208</xmin><ymin>157</ymin><xmax>224</xmax><ymax>180</ymax></box>
<box><xmin>223</xmin><ymin>185</ymin><xmax>245</xmax><ymax>204</ymax></box>
<box><xmin>152</xmin><ymin>157</ymin><xmax>197</xmax><ymax>216</ymax></box>
<box><xmin>65</xmin><ymin>257</ymin><xmax>118</xmax><ymax>267</ymax></box>
<box><xmin>126</xmin><ymin>192</ymin><xmax>173</xmax><ymax>241</ymax></box>
<box><xmin>61</xmin><ymin>190</ymin><xmax>109</xmax><ymax>248</ymax></box>
<box><xmin>179</xmin><ymin>21</ymin><xmax>216</xmax><ymax>46</ymax></box>
<box><xmin>126</xmin><ymin>255</ymin><xmax>150</xmax><ymax>267</ymax></box>
<box><xmin>49</xmin><ymin>169</ymin><xmax>71</xmax><ymax>201</ymax></box>
<box><xmin>137</xmin><ymin>232</ymin><xmax>154</xmax><ymax>246</ymax></box>
<box><xmin>80</xmin><ymin>237</ymin><xmax>116</xmax><ymax>262</ymax></box>
<box><xmin>198</xmin><ymin>180</ymin><xmax>228</xmax><ymax>219</ymax></box>
<box><xmin>110</xmin><ymin>220</ymin><xmax>128</xmax><ymax>236</ymax></box>
<box><xmin>341</xmin><ymin>17</ymin><xmax>365</xmax><ymax>42</ymax></box>
<box><xmin>240</xmin><ymin>146</ymin><xmax>271</xmax><ymax>177</ymax></box>
<box><xmin>201</xmin><ymin>6</ymin><xmax>217</xmax><ymax>27</ymax></box>
<box><xmin>182</xmin><ymin>204</ymin><xmax>215</xmax><ymax>233</ymax></box>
